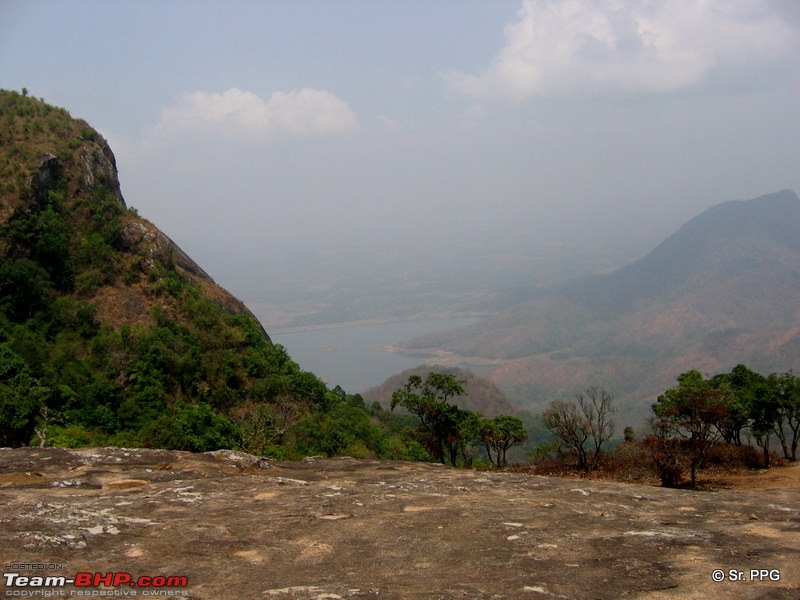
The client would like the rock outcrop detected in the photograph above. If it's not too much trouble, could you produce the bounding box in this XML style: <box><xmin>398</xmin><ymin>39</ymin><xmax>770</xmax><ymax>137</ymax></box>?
<box><xmin>1</xmin><ymin>447</ymin><xmax>797</xmax><ymax>599</ymax></box>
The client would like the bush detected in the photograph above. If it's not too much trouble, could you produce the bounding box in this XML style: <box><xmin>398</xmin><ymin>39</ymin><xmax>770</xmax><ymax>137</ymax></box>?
<box><xmin>290</xmin><ymin>402</ymin><xmax>385</xmax><ymax>457</ymax></box>
<box><xmin>0</xmin><ymin>344</ymin><xmax>46</xmax><ymax>447</ymax></box>
<box><xmin>705</xmin><ymin>442</ymin><xmax>762</xmax><ymax>469</ymax></box>
<box><xmin>47</xmin><ymin>425</ymin><xmax>105</xmax><ymax>448</ymax></box>
<box><xmin>610</xmin><ymin>440</ymin><xmax>656</xmax><ymax>482</ymax></box>
<box><xmin>379</xmin><ymin>436</ymin><xmax>431</xmax><ymax>462</ymax></box>
<box><xmin>142</xmin><ymin>402</ymin><xmax>241</xmax><ymax>452</ymax></box>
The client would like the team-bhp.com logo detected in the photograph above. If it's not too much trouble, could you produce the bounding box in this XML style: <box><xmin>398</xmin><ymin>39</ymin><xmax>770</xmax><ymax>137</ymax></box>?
<box><xmin>3</xmin><ymin>572</ymin><xmax>188</xmax><ymax>596</ymax></box>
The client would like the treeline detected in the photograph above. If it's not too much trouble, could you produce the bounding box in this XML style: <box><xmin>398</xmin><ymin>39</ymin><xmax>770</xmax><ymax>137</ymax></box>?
<box><xmin>536</xmin><ymin>364</ymin><xmax>799</xmax><ymax>488</ymax></box>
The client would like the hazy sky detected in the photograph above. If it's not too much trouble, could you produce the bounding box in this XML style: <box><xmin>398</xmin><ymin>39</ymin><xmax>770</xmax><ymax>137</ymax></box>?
<box><xmin>2</xmin><ymin>0</ymin><xmax>799</xmax><ymax>297</ymax></box>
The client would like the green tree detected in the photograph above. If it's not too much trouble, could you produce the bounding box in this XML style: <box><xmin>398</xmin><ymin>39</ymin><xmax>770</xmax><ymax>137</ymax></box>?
<box><xmin>653</xmin><ymin>370</ymin><xmax>728</xmax><ymax>488</ymax></box>
<box><xmin>750</xmin><ymin>382</ymin><xmax>778</xmax><ymax>468</ymax></box>
<box><xmin>710</xmin><ymin>364</ymin><xmax>763</xmax><ymax>446</ymax></box>
<box><xmin>0</xmin><ymin>259</ymin><xmax>52</xmax><ymax>320</ymax></box>
<box><xmin>770</xmin><ymin>371</ymin><xmax>800</xmax><ymax>461</ymax></box>
<box><xmin>391</xmin><ymin>372</ymin><xmax>470</xmax><ymax>465</ymax></box>
<box><xmin>0</xmin><ymin>344</ymin><xmax>50</xmax><ymax>446</ymax></box>
<box><xmin>478</xmin><ymin>415</ymin><xmax>528</xmax><ymax>467</ymax></box>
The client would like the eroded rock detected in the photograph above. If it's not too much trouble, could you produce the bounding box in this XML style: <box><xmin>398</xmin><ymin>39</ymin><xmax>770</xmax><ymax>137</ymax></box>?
<box><xmin>0</xmin><ymin>447</ymin><xmax>798</xmax><ymax>599</ymax></box>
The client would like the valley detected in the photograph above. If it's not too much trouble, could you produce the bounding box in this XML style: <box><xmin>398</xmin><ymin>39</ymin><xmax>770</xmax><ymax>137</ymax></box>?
<box><xmin>246</xmin><ymin>190</ymin><xmax>800</xmax><ymax>426</ymax></box>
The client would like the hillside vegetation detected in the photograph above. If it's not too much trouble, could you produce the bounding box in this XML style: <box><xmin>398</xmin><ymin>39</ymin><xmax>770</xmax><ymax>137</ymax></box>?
<box><xmin>0</xmin><ymin>90</ymin><xmax>433</xmax><ymax>458</ymax></box>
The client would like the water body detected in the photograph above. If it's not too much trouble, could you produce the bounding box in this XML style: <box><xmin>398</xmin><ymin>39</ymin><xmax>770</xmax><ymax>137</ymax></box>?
<box><xmin>271</xmin><ymin>317</ymin><xmax>478</xmax><ymax>394</ymax></box>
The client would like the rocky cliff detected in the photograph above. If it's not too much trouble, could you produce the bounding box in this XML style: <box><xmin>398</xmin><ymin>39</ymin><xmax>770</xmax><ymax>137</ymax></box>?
<box><xmin>1</xmin><ymin>92</ymin><xmax>262</xmax><ymax>332</ymax></box>
<box><xmin>0</xmin><ymin>89</ymin><xmax>324</xmax><ymax>449</ymax></box>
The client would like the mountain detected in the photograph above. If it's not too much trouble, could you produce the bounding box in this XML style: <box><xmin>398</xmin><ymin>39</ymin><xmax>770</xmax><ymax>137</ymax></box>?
<box><xmin>0</xmin><ymin>90</ymin><xmax>330</xmax><ymax>448</ymax></box>
<box><xmin>399</xmin><ymin>190</ymin><xmax>800</xmax><ymax>421</ymax></box>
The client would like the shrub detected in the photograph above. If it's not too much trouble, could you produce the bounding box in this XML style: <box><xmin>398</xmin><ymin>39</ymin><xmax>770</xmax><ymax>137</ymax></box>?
<box><xmin>142</xmin><ymin>402</ymin><xmax>241</xmax><ymax>452</ymax></box>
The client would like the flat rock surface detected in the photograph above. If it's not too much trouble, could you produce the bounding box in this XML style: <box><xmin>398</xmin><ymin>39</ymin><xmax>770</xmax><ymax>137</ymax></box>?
<box><xmin>0</xmin><ymin>447</ymin><xmax>798</xmax><ymax>599</ymax></box>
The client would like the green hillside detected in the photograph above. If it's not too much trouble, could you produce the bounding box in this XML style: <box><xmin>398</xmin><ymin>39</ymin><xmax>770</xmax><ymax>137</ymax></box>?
<box><xmin>0</xmin><ymin>90</ymin><xmax>419</xmax><ymax>457</ymax></box>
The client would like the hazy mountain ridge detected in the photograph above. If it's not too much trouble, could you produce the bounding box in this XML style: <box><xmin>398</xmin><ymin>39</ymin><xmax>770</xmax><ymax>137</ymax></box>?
<box><xmin>562</xmin><ymin>189</ymin><xmax>800</xmax><ymax>315</ymax></box>
<box><xmin>399</xmin><ymin>190</ymin><xmax>800</xmax><ymax>417</ymax></box>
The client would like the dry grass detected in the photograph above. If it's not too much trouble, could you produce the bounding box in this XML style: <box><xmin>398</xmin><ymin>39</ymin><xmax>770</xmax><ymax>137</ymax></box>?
<box><xmin>511</xmin><ymin>442</ymin><xmax>799</xmax><ymax>491</ymax></box>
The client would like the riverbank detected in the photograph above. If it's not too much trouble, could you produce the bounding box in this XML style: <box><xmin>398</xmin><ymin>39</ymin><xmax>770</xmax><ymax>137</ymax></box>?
<box><xmin>268</xmin><ymin>311</ymin><xmax>491</xmax><ymax>335</ymax></box>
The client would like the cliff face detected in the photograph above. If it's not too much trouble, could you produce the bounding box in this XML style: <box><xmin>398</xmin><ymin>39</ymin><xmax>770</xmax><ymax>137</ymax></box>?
<box><xmin>0</xmin><ymin>89</ymin><xmax>324</xmax><ymax>449</ymax></box>
<box><xmin>0</xmin><ymin>92</ymin><xmax>266</xmax><ymax>335</ymax></box>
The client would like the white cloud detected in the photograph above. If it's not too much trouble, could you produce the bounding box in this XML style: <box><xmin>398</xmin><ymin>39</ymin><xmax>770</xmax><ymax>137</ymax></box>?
<box><xmin>448</xmin><ymin>0</ymin><xmax>798</xmax><ymax>100</ymax></box>
<box><xmin>152</xmin><ymin>88</ymin><xmax>357</xmax><ymax>141</ymax></box>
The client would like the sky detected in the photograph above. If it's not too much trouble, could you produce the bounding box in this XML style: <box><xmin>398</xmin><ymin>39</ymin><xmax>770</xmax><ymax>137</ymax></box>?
<box><xmin>1</xmin><ymin>0</ymin><xmax>799</xmax><ymax>301</ymax></box>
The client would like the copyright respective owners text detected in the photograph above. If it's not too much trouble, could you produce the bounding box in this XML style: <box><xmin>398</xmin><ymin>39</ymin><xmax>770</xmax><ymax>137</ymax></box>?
<box><xmin>711</xmin><ymin>569</ymin><xmax>782</xmax><ymax>583</ymax></box>
<box><xmin>3</xmin><ymin>564</ymin><xmax>189</xmax><ymax>597</ymax></box>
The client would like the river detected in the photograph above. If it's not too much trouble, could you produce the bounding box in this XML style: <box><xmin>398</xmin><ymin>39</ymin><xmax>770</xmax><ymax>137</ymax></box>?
<box><xmin>270</xmin><ymin>317</ymin><xmax>478</xmax><ymax>394</ymax></box>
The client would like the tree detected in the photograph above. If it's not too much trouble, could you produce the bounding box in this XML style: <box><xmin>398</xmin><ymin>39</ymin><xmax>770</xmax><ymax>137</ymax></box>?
<box><xmin>391</xmin><ymin>372</ymin><xmax>470</xmax><ymax>465</ymax></box>
<box><xmin>542</xmin><ymin>399</ymin><xmax>591</xmax><ymax>471</ymax></box>
<box><xmin>711</xmin><ymin>364</ymin><xmax>763</xmax><ymax>446</ymax></box>
<box><xmin>623</xmin><ymin>426</ymin><xmax>636</xmax><ymax>442</ymax></box>
<box><xmin>542</xmin><ymin>388</ymin><xmax>615</xmax><ymax>471</ymax></box>
<box><xmin>750</xmin><ymin>387</ymin><xmax>777</xmax><ymax>468</ymax></box>
<box><xmin>478</xmin><ymin>415</ymin><xmax>528</xmax><ymax>467</ymax></box>
<box><xmin>576</xmin><ymin>387</ymin><xmax>615</xmax><ymax>469</ymax></box>
<box><xmin>441</xmin><ymin>404</ymin><xmax>481</xmax><ymax>467</ymax></box>
<box><xmin>0</xmin><ymin>344</ymin><xmax>50</xmax><ymax>447</ymax></box>
<box><xmin>770</xmin><ymin>371</ymin><xmax>800</xmax><ymax>461</ymax></box>
<box><xmin>643</xmin><ymin>418</ymin><xmax>684</xmax><ymax>487</ymax></box>
<box><xmin>231</xmin><ymin>395</ymin><xmax>302</xmax><ymax>454</ymax></box>
<box><xmin>653</xmin><ymin>370</ymin><xmax>728</xmax><ymax>488</ymax></box>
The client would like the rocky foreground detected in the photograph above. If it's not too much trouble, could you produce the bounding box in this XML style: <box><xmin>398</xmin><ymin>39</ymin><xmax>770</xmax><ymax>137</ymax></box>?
<box><xmin>0</xmin><ymin>448</ymin><xmax>797</xmax><ymax>599</ymax></box>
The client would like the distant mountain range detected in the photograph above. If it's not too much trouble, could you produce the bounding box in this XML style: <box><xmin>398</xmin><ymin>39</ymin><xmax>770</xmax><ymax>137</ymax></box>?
<box><xmin>399</xmin><ymin>190</ymin><xmax>800</xmax><ymax>422</ymax></box>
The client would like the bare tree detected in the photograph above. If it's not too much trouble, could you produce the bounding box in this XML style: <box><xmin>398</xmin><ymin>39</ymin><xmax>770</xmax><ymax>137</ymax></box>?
<box><xmin>543</xmin><ymin>388</ymin><xmax>616</xmax><ymax>472</ymax></box>
<box><xmin>577</xmin><ymin>387</ymin><xmax>616</xmax><ymax>469</ymax></box>
<box><xmin>542</xmin><ymin>399</ymin><xmax>591</xmax><ymax>471</ymax></box>
<box><xmin>643</xmin><ymin>417</ymin><xmax>684</xmax><ymax>487</ymax></box>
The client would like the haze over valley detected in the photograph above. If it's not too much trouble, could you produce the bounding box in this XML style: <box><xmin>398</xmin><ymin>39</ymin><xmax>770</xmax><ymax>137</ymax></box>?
<box><xmin>3</xmin><ymin>5</ymin><xmax>800</xmax><ymax>597</ymax></box>
<box><xmin>2</xmin><ymin>0</ymin><xmax>799</xmax><ymax>425</ymax></box>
